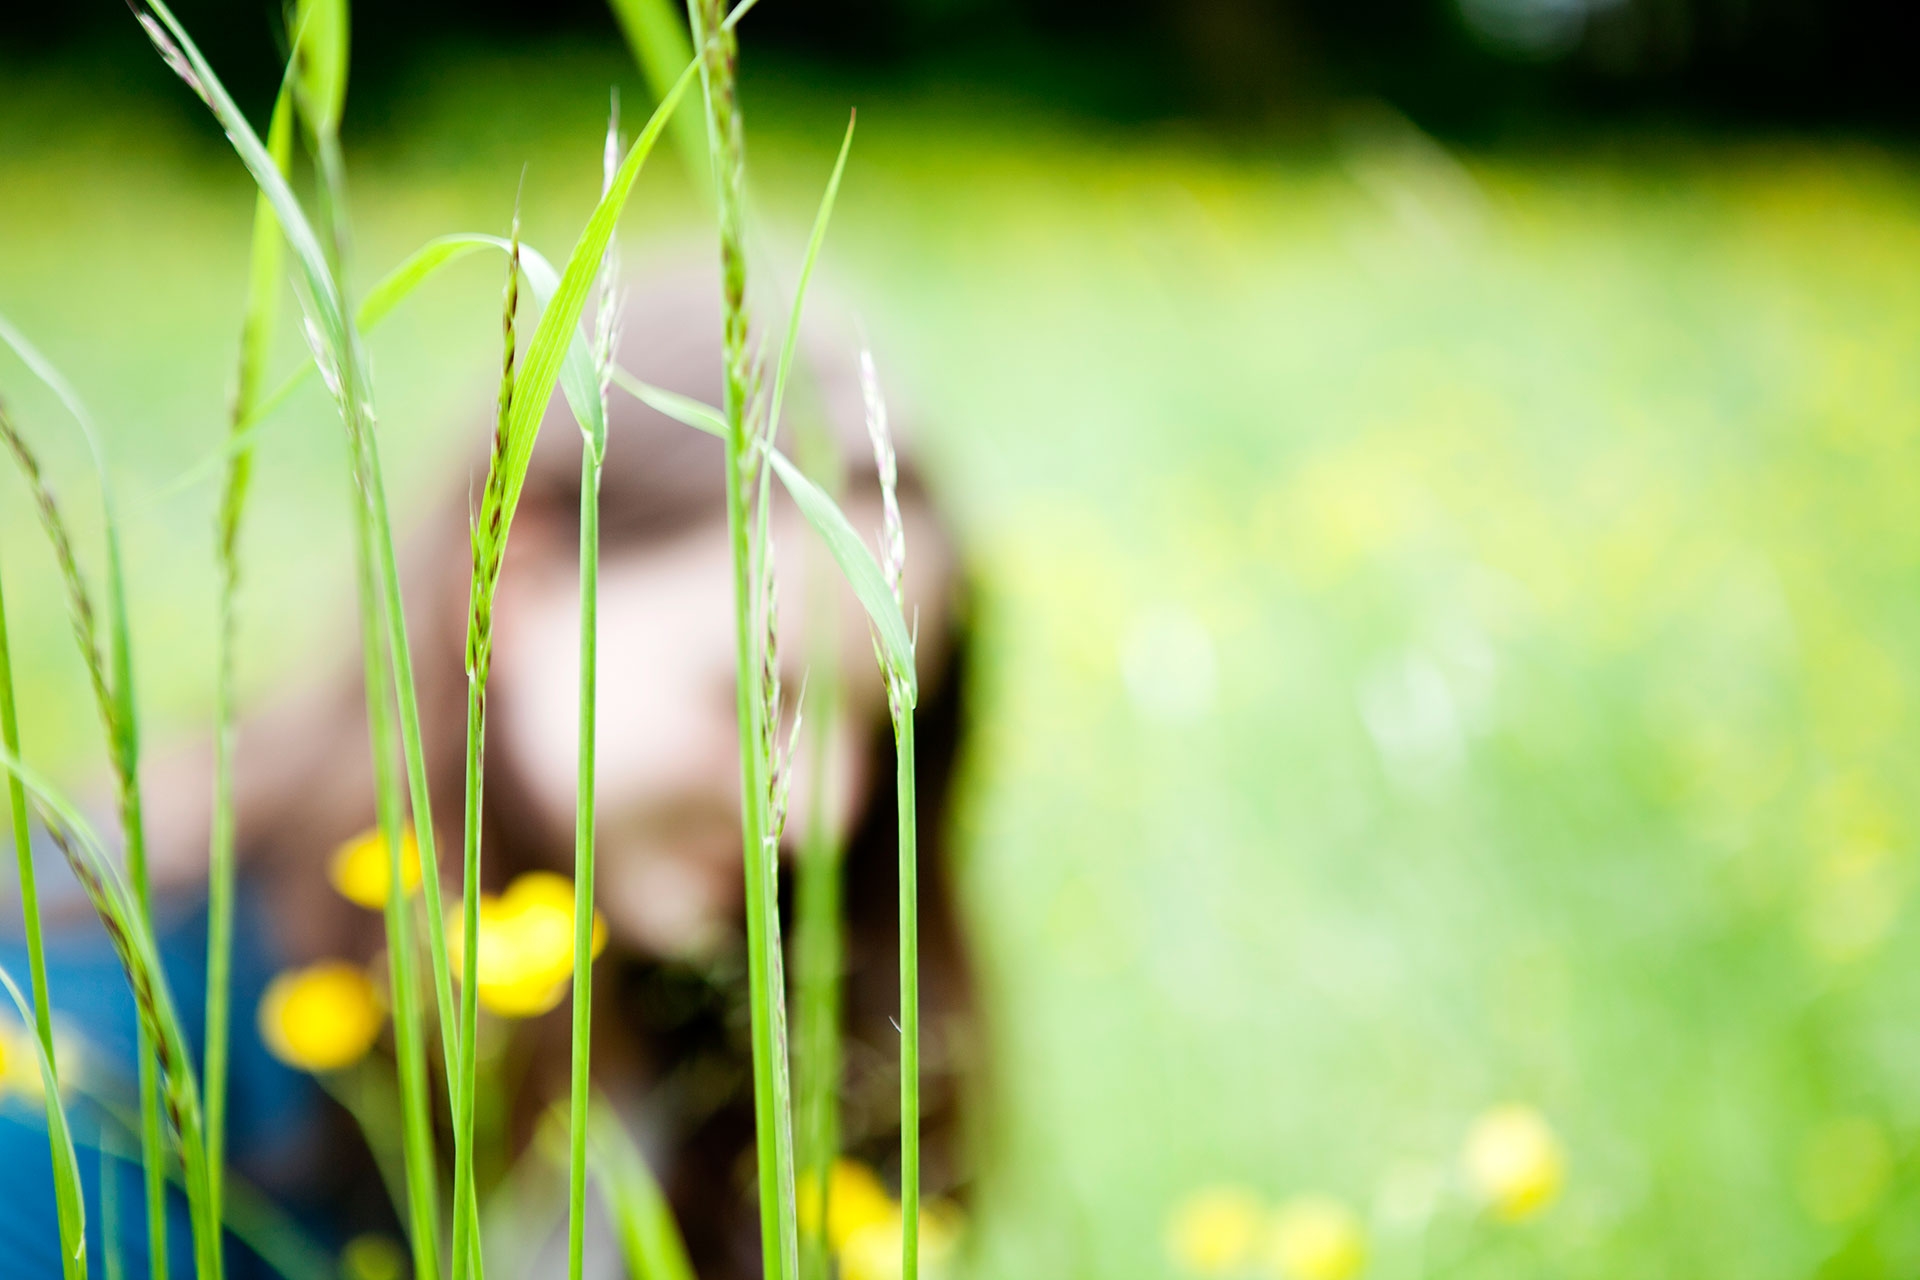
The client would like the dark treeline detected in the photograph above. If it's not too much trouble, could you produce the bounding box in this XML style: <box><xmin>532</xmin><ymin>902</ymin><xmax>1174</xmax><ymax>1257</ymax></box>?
<box><xmin>5</xmin><ymin>0</ymin><xmax>1916</xmax><ymax>139</ymax></box>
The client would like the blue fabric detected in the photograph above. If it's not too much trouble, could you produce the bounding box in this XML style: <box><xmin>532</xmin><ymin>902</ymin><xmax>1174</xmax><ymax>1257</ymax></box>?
<box><xmin>2</xmin><ymin>844</ymin><xmax>329</xmax><ymax>1278</ymax></box>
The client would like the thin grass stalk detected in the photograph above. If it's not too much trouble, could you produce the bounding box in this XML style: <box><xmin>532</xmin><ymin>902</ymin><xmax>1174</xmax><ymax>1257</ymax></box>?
<box><xmin>687</xmin><ymin>2</ymin><xmax>801</xmax><ymax>1275</ymax></box>
<box><xmin>287</xmin><ymin>27</ymin><xmax>453</xmax><ymax>1262</ymax></box>
<box><xmin>0</xmin><ymin>561</ymin><xmax>87</xmax><ymax>1280</ymax></box>
<box><xmin>306</xmin><ymin>122</ymin><xmax>450</xmax><ymax>1280</ymax></box>
<box><xmin>859</xmin><ymin>354</ymin><xmax>918</xmax><ymax>1280</ymax></box>
<box><xmin>131</xmin><ymin>5</ymin><xmax>468</xmax><ymax>1152</ymax></box>
<box><xmin>299</xmin><ymin>22</ymin><xmax>467</xmax><ymax>1099</ymax></box>
<box><xmin>452</xmin><ymin>220</ymin><xmax>522</xmax><ymax>1280</ymax></box>
<box><xmin>566</xmin><ymin>399</ymin><xmax>604</xmax><ymax>1280</ymax></box>
<box><xmin>204</xmin><ymin>80</ymin><xmax>294</xmax><ymax>1238</ymax></box>
<box><xmin>568</xmin><ymin>104</ymin><xmax>621</xmax><ymax>1280</ymax></box>
<box><xmin>893</xmin><ymin>713</ymin><xmax>919</xmax><ymax>1277</ymax></box>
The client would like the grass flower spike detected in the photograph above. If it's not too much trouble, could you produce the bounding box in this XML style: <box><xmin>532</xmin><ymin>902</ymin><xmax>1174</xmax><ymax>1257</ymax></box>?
<box><xmin>259</xmin><ymin>961</ymin><xmax>386</xmax><ymax>1073</ymax></box>
<box><xmin>329</xmin><ymin>825</ymin><xmax>424</xmax><ymax>908</ymax></box>
<box><xmin>1462</xmin><ymin>1104</ymin><xmax>1565</xmax><ymax>1221</ymax></box>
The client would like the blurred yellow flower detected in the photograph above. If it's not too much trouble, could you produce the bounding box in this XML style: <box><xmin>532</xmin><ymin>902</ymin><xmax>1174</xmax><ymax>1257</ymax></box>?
<box><xmin>0</xmin><ymin>1021</ymin><xmax>84</xmax><ymax>1102</ymax></box>
<box><xmin>1462</xmin><ymin>1104</ymin><xmax>1564</xmax><ymax>1221</ymax></box>
<box><xmin>258</xmin><ymin>962</ymin><xmax>385</xmax><ymax>1073</ymax></box>
<box><xmin>1166</xmin><ymin>1184</ymin><xmax>1265</xmax><ymax>1275</ymax></box>
<box><xmin>798</xmin><ymin>1158</ymin><xmax>896</xmax><ymax>1253</ymax></box>
<box><xmin>448</xmin><ymin>871</ymin><xmax>608</xmax><ymax>1018</ymax></box>
<box><xmin>1268</xmin><ymin>1195</ymin><xmax>1365</xmax><ymax>1280</ymax></box>
<box><xmin>837</xmin><ymin>1199</ymin><xmax>964</xmax><ymax>1280</ymax></box>
<box><xmin>329</xmin><ymin>825</ymin><xmax>422</xmax><ymax>910</ymax></box>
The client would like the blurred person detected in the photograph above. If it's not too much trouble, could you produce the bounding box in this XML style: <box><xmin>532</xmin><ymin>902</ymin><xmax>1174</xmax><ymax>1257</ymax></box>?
<box><xmin>0</xmin><ymin>265</ymin><xmax>974</xmax><ymax>1278</ymax></box>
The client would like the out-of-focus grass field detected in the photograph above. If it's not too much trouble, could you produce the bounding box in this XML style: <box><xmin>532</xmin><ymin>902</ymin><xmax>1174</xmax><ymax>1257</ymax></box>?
<box><xmin>8</xmin><ymin>44</ymin><xmax>1920</xmax><ymax>1279</ymax></box>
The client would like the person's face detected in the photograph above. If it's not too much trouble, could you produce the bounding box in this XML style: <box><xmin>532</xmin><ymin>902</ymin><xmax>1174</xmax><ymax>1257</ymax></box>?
<box><xmin>489</xmin><ymin>493</ymin><xmax>949</xmax><ymax>959</ymax></box>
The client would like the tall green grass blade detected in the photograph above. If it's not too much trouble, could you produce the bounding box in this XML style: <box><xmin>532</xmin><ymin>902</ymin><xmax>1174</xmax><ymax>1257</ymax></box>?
<box><xmin>0</xmin><ymin>516</ymin><xmax>81</xmax><ymax>1277</ymax></box>
<box><xmin>0</xmin><ymin>748</ymin><xmax>221</xmax><ymax>1280</ymax></box>
<box><xmin>205</xmin><ymin>73</ymin><xmax>295</xmax><ymax>1243</ymax></box>
<box><xmin>128</xmin><ymin>17</ymin><xmax>457</xmax><ymax>1266</ymax></box>
<box><xmin>892</xmin><ymin>713</ymin><xmax>919</xmax><ymax>1280</ymax></box>
<box><xmin>0</xmin><ymin>385</ymin><xmax>174</xmax><ymax>1280</ymax></box>
<box><xmin>0</xmin><ymin>962</ymin><xmax>86</xmax><ymax>1280</ymax></box>
<box><xmin>438</xmin><ymin>64</ymin><xmax>693</xmax><ymax>1280</ymax></box>
<box><xmin>451</xmin><ymin>220</ymin><xmax>521</xmax><ymax>1280</ymax></box>
<box><xmin>685</xmin><ymin>0</ymin><xmax>802</xmax><ymax>1273</ymax></box>
<box><xmin>567</xmin><ymin>375</ymin><xmax>603</xmax><ymax>1280</ymax></box>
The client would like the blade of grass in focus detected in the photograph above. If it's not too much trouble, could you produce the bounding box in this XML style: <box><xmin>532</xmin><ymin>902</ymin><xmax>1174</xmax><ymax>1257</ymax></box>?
<box><xmin>450</xmin><ymin>217</ymin><xmax>521</xmax><ymax>1280</ymax></box>
<box><xmin>855</xmin><ymin>353</ymin><xmax>920</xmax><ymax>1280</ymax></box>
<box><xmin>0</xmin><ymin>962</ymin><xmax>85</xmax><ymax>1280</ymax></box>
<box><xmin>568</xmin><ymin>97</ymin><xmax>622</xmax><ymax>1280</ymax></box>
<box><xmin>684</xmin><ymin>0</ymin><xmax>802</xmax><ymax>1273</ymax></box>
<box><xmin>444</xmin><ymin>60</ymin><xmax>695</xmax><ymax>1280</ymax></box>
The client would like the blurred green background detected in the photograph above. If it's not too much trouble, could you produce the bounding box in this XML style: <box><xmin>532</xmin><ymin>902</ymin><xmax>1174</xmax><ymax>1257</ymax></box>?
<box><xmin>7</xmin><ymin>1</ymin><xmax>1920</xmax><ymax>1276</ymax></box>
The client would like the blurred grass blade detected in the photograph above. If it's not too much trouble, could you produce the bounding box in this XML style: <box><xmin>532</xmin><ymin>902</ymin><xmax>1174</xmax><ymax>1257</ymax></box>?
<box><xmin>0</xmin><ymin>962</ymin><xmax>86</xmax><ymax>1280</ymax></box>
<box><xmin>764</xmin><ymin>447</ymin><xmax>916</xmax><ymax>702</ymax></box>
<box><xmin>587</xmin><ymin>1100</ymin><xmax>697</xmax><ymax>1280</ymax></box>
<box><xmin>205</xmin><ymin>70</ymin><xmax>295</xmax><ymax>1243</ymax></box>
<box><xmin>764</xmin><ymin>112</ymin><xmax>854</xmax><ymax>449</ymax></box>
<box><xmin>609</xmin><ymin>367</ymin><xmax>725</xmax><ymax>437</ymax></box>
<box><xmin>606</xmin><ymin>0</ymin><xmax>709</xmax><ymax>185</ymax></box>
<box><xmin>289</xmin><ymin>0</ymin><xmax>348</xmax><ymax>137</ymax></box>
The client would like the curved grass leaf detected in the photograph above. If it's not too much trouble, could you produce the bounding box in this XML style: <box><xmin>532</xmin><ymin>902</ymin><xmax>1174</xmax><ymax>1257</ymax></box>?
<box><xmin>764</xmin><ymin>447</ymin><xmax>916</xmax><ymax>703</ymax></box>
<box><xmin>0</xmin><ymin>962</ymin><xmax>86</xmax><ymax>1280</ymax></box>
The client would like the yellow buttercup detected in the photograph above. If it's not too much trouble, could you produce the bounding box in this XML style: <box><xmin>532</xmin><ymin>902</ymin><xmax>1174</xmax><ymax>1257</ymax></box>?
<box><xmin>258</xmin><ymin>961</ymin><xmax>385</xmax><ymax>1073</ymax></box>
